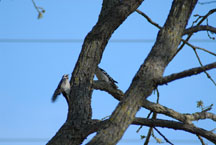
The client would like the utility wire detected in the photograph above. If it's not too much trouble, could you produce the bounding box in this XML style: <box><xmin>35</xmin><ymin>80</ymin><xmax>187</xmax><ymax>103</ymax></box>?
<box><xmin>0</xmin><ymin>38</ymin><xmax>214</xmax><ymax>43</ymax></box>
<box><xmin>0</xmin><ymin>138</ymin><xmax>211</xmax><ymax>143</ymax></box>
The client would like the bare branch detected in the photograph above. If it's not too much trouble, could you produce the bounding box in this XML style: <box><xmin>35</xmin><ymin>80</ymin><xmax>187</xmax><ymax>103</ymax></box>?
<box><xmin>197</xmin><ymin>135</ymin><xmax>206</xmax><ymax>145</ymax></box>
<box><xmin>183</xmin><ymin>40</ymin><xmax>216</xmax><ymax>56</ymax></box>
<box><xmin>153</xmin><ymin>127</ymin><xmax>174</xmax><ymax>145</ymax></box>
<box><xmin>171</xmin><ymin>8</ymin><xmax>216</xmax><ymax>60</ymax></box>
<box><xmin>144</xmin><ymin>126</ymin><xmax>153</xmax><ymax>145</ymax></box>
<box><xmin>92</xmin><ymin>80</ymin><xmax>124</xmax><ymax>100</ymax></box>
<box><xmin>182</xmin><ymin>40</ymin><xmax>216</xmax><ymax>85</ymax></box>
<box><xmin>158</xmin><ymin>62</ymin><xmax>216</xmax><ymax>85</ymax></box>
<box><xmin>144</xmin><ymin>113</ymin><xmax>157</xmax><ymax>145</ymax></box>
<box><xmin>144</xmin><ymin>90</ymin><xmax>159</xmax><ymax>145</ymax></box>
<box><xmin>31</xmin><ymin>0</ymin><xmax>45</xmax><ymax>19</ymax></box>
<box><xmin>132</xmin><ymin>118</ymin><xmax>216</xmax><ymax>144</ymax></box>
<box><xmin>135</xmin><ymin>9</ymin><xmax>162</xmax><ymax>29</ymax></box>
<box><xmin>192</xmin><ymin>48</ymin><xmax>216</xmax><ymax>85</ymax></box>
<box><xmin>93</xmin><ymin>81</ymin><xmax>216</xmax><ymax>123</ymax></box>
<box><xmin>184</xmin><ymin>25</ymin><xmax>216</xmax><ymax>35</ymax></box>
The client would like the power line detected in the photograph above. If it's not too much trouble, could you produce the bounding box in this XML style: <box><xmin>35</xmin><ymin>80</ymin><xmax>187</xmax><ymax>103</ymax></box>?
<box><xmin>0</xmin><ymin>38</ymin><xmax>215</xmax><ymax>43</ymax></box>
<box><xmin>0</xmin><ymin>138</ymin><xmax>211</xmax><ymax>143</ymax></box>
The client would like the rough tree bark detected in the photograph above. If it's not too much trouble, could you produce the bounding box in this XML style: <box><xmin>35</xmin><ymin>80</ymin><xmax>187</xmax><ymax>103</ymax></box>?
<box><xmin>47</xmin><ymin>0</ymin><xmax>144</xmax><ymax>145</ymax></box>
<box><xmin>87</xmin><ymin>0</ymin><xmax>198</xmax><ymax>144</ymax></box>
<box><xmin>46</xmin><ymin>0</ymin><xmax>216</xmax><ymax>145</ymax></box>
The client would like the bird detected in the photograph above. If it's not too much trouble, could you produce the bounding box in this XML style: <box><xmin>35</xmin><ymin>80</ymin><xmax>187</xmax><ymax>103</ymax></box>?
<box><xmin>52</xmin><ymin>74</ymin><xmax>70</xmax><ymax>104</ymax></box>
<box><xmin>95</xmin><ymin>66</ymin><xmax>118</xmax><ymax>89</ymax></box>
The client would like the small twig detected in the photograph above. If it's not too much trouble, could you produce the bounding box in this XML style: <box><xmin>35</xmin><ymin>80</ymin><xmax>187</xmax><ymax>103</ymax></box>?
<box><xmin>101</xmin><ymin>115</ymin><xmax>110</xmax><ymax>121</ymax></box>
<box><xmin>182</xmin><ymin>39</ymin><xmax>216</xmax><ymax>56</ymax></box>
<box><xmin>184</xmin><ymin>25</ymin><xmax>216</xmax><ymax>35</ymax></box>
<box><xmin>192</xmin><ymin>48</ymin><xmax>216</xmax><ymax>86</ymax></box>
<box><xmin>154</xmin><ymin>127</ymin><xmax>173</xmax><ymax>145</ymax></box>
<box><xmin>197</xmin><ymin>134</ymin><xmax>206</xmax><ymax>145</ymax></box>
<box><xmin>151</xmin><ymin>130</ymin><xmax>163</xmax><ymax>144</ymax></box>
<box><xmin>135</xmin><ymin>9</ymin><xmax>162</xmax><ymax>29</ymax></box>
<box><xmin>144</xmin><ymin>98</ymin><xmax>159</xmax><ymax>145</ymax></box>
<box><xmin>32</xmin><ymin>0</ymin><xmax>45</xmax><ymax>19</ymax></box>
<box><xmin>147</xmin><ymin>111</ymin><xmax>153</xmax><ymax>119</ymax></box>
<box><xmin>202</xmin><ymin>104</ymin><xmax>213</xmax><ymax>112</ymax></box>
<box><xmin>206</xmin><ymin>18</ymin><xmax>215</xmax><ymax>40</ymax></box>
<box><xmin>144</xmin><ymin>126</ymin><xmax>154</xmax><ymax>145</ymax></box>
<box><xmin>32</xmin><ymin>0</ymin><xmax>40</xmax><ymax>13</ymax></box>
<box><xmin>171</xmin><ymin>8</ymin><xmax>216</xmax><ymax>61</ymax></box>
<box><xmin>156</xmin><ymin>88</ymin><xmax>159</xmax><ymax>104</ymax></box>
<box><xmin>136</xmin><ymin>125</ymin><xmax>143</xmax><ymax>133</ymax></box>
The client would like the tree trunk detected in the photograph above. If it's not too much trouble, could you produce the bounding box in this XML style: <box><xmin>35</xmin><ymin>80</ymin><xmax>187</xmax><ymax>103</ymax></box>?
<box><xmin>87</xmin><ymin>0</ymin><xmax>198</xmax><ymax>144</ymax></box>
<box><xmin>47</xmin><ymin>0</ymin><xmax>144</xmax><ymax>145</ymax></box>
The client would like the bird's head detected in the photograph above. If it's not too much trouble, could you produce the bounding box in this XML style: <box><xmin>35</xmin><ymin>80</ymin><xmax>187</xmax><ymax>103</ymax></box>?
<box><xmin>62</xmin><ymin>74</ymin><xmax>69</xmax><ymax>80</ymax></box>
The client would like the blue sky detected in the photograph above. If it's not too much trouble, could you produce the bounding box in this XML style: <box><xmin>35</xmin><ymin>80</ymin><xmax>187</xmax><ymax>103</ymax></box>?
<box><xmin>0</xmin><ymin>0</ymin><xmax>215</xmax><ymax>145</ymax></box>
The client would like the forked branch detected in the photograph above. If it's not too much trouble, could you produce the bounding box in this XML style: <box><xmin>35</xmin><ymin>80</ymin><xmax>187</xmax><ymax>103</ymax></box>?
<box><xmin>132</xmin><ymin>118</ymin><xmax>216</xmax><ymax>143</ymax></box>
<box><xmin>93</xmin><ymin>81</ymin><xmax>216</xmax><ymax>123</ymax></box>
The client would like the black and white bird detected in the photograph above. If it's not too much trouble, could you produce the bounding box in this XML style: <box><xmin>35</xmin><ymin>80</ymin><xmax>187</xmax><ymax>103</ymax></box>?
<box><xmin>52</xmin><ymin>74</ymin><xmax>70</xmax><ymax>104</ymax></box>
<box><xmin>95</xmin><ymin>66</ymin><xmax>118</xmax><ymax>89</ymax></box>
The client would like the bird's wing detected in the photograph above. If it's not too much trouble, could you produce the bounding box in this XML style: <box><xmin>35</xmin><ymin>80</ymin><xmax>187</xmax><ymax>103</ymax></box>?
<box><xmin>52</xmin><ymin>79</ymin><xmax>63</xmax><ymax>102</ymax></box>
<box><xmin>99</xmin><ymin>68</ymin><xmax>118</xmax><ymax>84</ymax></box>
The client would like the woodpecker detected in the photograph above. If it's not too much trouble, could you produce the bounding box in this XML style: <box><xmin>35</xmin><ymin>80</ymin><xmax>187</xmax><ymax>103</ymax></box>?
<box><xmin>52</xmin><ymin>74</ymin><xmax>70</xmax><ymax>104</ymax></box>
<box><xmin>95</xmin><ymin>66</ymin><xmax>118</xmax><ymax>89</ymax></box>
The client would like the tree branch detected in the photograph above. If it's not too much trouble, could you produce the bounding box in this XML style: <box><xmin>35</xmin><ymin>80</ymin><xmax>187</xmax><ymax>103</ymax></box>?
<box><xmin>153</xmin><ymin>127</ymin><xmax>174</xmax><ymax>145</ymax></box>
<box><xmin>184</xmin><ymin>25</ymin><xmax>216</xmax><ymax>35</ymax></box>
<box><xmin>132</xmin><ymin>118</ymin><xmax>216</xmax><ymax>144</ymax></box>
<box><xmin>182</xmin><ymin>40</ymin><xmax>216</xmax><ymax>56</ymax></box>
<box><xmin>157</xmin><ymin>62</ymin><xmax>216</xmax><ymax>85</ymax></box>
<box><xmin>92</xmin><ymin>80</ymin><xmax>124</xmax><ymax>100</ymax></box>
<box><xmin>88</xmin><ymin>1</ymin><xmax>199</xmax><ymax>144</ymax></box>
<box><xmin>93</xmin><ymin>82</ymin><xmax>216</xmax><ymax>123</ymax></box>
<box><xmin>135</xmin><ymin>9</ymin><xmax>162</xmax><ymax>29</ymax></box>
<box><xmin>171</xmin><ymin>8</ymin><xmax>216</xmax><ymax>60</ymax></box>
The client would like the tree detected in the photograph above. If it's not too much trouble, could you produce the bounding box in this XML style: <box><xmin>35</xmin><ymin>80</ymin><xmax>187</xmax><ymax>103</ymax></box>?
<box><xmin>45</xmin><ymin>0</ymin><xmax>216</xmax><ymax>144</ymax></box>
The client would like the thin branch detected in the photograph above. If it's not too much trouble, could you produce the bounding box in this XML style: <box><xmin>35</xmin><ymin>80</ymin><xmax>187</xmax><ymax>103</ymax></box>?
<box><xmin>184</xmin><ymin>25</ymin><xmax>216</xmax><ymax>35</ymax></box>
<box><xmin>144</xmin><ymin>89</ymin><xmax>159</xmax><ymax>145</ymax></box>
<box><xmin>171</xmin><ymin>8</ymin><xmax>216</xmax><ymax>60</ymax></box>
<box><xmin>158</xmin><ymin>62</ymin><xmax>216</xmax><ymax>85</ymax></box>
<box><xmin>197</xmin><ymin>135</ymin><xmax>206</xmax><ymax>145</ymax></box>
<box><xmin>32</xmin><ymin>0</ymin><xmax>40</xmax><ymax>13</ymax></box>
<box><xmin>151</xmin><ymin>130</ymin><xmax>163</xmax><ymax>144</ymax></box>
<box><xmin>32</xmin><ymin>0</ymin><xmax>45</xmax><ymax>19</ymax></box>
<box><xmin>144</xmin><ymin>126</ymin><xmax>153</xmax><ymax>145</ymax></box>
<box><xmin>135</xmin><ymin>9</ymin><xmax>162</xmax><ymax>29</ymax></box>
<box><xmin>132</xmin><ymin>118</ymin><xmax>216</xmax><ymax>144</ymax></box>
<box><xmin>144</xmin><ymin>113</ymin><xmax>157</xmax><ymax>145</ymax></box>
<box><xmin>192</xmin><ymin>48</ymin><xmax>216</xmax><ymax>85</ymax></box>
<box><xmin>153</xmin><ymin>127</ymin><xmax>174</xmax><ymax>145</ymax></box>
<box><xmin>183</xmin><ymin>40</ymin><xmax>216</xmax><ymax>56</ymax></box>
